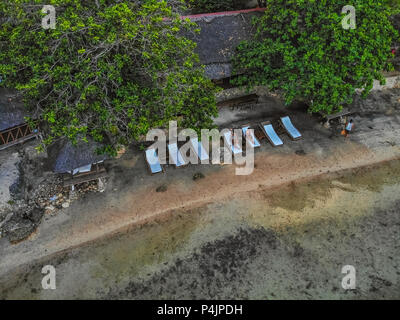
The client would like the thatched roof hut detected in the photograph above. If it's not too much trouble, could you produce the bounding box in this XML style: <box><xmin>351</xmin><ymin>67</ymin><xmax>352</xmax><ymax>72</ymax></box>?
<box><xmin>47</xmin><ymin>138</ymin><xmax>108</xmax><ymax>174</ymax></box>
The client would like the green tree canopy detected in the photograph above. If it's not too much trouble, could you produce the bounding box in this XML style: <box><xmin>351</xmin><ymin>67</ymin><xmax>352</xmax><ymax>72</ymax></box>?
<box><xmin>389</xmin><ymin>0</ymin><xmax>400</xmax><ymax>12</ymax></box>
<box><xmin>232</xmin><ymin>0</ymin><xmax>399</xmax><ymax>114</ymax></box>
<box><xmin>0</xmin><ymin>0</ymin><xmax>217</xmax><ymax>154</ymax></box>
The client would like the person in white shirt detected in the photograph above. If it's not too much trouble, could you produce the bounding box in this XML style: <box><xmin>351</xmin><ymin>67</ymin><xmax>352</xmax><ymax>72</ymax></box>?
<box><xmin>344</xmin><ymin>119</ymin><xmax>354</xmax><ymax>138</ymax></box>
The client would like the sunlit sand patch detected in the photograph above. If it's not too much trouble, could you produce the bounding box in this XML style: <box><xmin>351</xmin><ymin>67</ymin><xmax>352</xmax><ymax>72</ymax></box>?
<box><xmin>244</xmin><ymin>160</ymin><xmax>400</xmax><ymax>233</ymax></box>
<box><xmin>88</xmin><ymin>209</ymin><xmax>202</xmax><ymax>281</ymax></box>
<box><xmin>118</xmin><ymin>155</ymin><xmax>140</xmax><ymax>168</ymax></box>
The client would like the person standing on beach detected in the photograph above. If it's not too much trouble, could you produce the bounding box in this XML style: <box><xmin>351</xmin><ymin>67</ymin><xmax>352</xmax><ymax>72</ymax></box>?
<box><xmin>344</xmin><ymin>119</ymin><xmax>354</xmax><ymax>138</ymax></box>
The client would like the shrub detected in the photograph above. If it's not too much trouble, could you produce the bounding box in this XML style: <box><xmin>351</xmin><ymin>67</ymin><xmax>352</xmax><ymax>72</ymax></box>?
<box><xmin>232</xmin><ymin>0</ymin><xmax>399</xmax><ymax>114</ymax></box>
<box><xmin>187</xmin><ymin>0</ymin><xmax>252</xmax><ymax>14</ymax></box>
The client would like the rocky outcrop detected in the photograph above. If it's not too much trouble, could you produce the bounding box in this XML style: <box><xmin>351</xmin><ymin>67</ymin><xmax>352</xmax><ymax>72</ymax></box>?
<box><xmin>1</xmin><ymin>207</ymin><xmax>44</xmax><ymax>242</ymax></box>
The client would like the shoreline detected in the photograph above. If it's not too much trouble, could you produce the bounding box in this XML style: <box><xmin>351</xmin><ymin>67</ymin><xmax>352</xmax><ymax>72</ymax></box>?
<box><xmin>1</xmin><ymin>155</ymin><xmax>400</xmax><ymax>299</ymax></box>
<box><xmin>1</xmin><ymin>87</ymin><xmax>400</xmax><ymax>277</ymax></box>
<box><xmin>1</xmin><ymin>145</ymin><xmax>399</xmax><ymax>277</ymax></box>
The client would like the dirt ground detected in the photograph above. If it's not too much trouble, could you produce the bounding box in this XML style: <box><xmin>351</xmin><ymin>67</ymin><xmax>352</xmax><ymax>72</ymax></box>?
<box><xmin>0</xmin><ymin>150</ymin><xmax>20</xmax><ymax>216</ymax></box>
<box><xmin>0</xmin><ymin>160</ymin><xmax>399</xmax><ymax>299</ymax></box>
<box><xmin>0</xmin><ymin>88</ymin><xmax>399</xmax><ymax>299</ymax></box>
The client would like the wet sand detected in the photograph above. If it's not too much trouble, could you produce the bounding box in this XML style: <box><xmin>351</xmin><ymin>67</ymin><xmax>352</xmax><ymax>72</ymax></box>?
<box><xmin>1</xmin><ymin>160</ymin><xmax>399</xmax><ymax>299</ymax></box>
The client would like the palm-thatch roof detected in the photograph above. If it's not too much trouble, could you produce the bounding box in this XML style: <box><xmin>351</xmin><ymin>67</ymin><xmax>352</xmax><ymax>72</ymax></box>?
<box><xmin>47</xmin><ymin>138</ymin><xmax>109</xmax><ymax>174</ymax></box>
<box><xmin>186</xmin><ymin>9</ymin><xmax>264</xmax><ymax>80</ymax></box>
<box><xmin>0</xmin><ymin>89</ymin><xmax>30</xmax><ymax>131</ymax></box>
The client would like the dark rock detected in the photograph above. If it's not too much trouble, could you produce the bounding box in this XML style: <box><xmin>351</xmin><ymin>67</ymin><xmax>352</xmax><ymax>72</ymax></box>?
<box><xmin>2</xmin><ymin>207</ymin><xmax>44</xmax><ymax>242</ymax></box>
<box><xmin>26</xmin><ymin>207</ymin><xmax>44</xmax><ymax>224</ymax></box>
<box><xmin>156</xmin><ymin>185</ymin><xmax>167</xmax><ymax>193</ymax></box>
<box><xmin>3</xmin><ymin>219</ymin><xmax>36</xmax><ymax>243</ymax></box>
<box><xmin>193</xmin><ymin>172</ymin><xmax>205</xmax><ymax>181</ymax></box>
<box><xmin>9</xmin><ymin>176</ymin><xmax>23</xmax><ymax>200</ymax></box>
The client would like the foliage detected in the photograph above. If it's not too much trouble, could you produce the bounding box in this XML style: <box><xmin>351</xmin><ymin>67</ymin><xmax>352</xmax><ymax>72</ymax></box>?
<box><xmin>0</xmin><ymin>0</ymin><xmax>218</xmax><ymax>154</ymax></box>
<box><xmin>389</xmin><ymin>0</ymin><xmax>400</xmax><ymax>13</ymax></box>
<box><xmin>186</xmin><ymin>0</ymin><xmax>252</xmax><ymax>14</ymax></box>
<box><xmin>232</xmin><ymin>0</ymin><xmax>399</xmax><ymax>114</ymax></box>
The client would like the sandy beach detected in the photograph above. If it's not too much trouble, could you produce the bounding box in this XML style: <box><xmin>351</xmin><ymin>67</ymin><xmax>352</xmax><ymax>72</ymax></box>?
<box><xmin>1</xmin><ymin>159</ymin><xmax>399</xmax><ymax>299</ymax></box>
<box><xmin>0</xmin><ymin>89</ymin><xmax>399</xmax><ymax>299</ymax></box>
